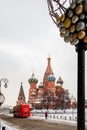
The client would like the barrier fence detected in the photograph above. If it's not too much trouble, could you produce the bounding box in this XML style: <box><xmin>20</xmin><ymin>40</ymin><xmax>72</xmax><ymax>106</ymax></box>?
<box><xmin>31</xmin><ymin>109</ymin><xmax>87</xmax><ymax>121</ymax></box>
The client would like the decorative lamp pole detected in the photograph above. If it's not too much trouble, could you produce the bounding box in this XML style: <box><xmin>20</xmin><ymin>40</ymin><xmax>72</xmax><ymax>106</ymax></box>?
<box><xmin>0</xmin><ymin>78</ymin><xmax>8</xmax><ymax>106</ymax></box>
<box><xmin>47</xmin><ymin>0</ymin><xmax>87</xmax><ymax>130</ymax></box>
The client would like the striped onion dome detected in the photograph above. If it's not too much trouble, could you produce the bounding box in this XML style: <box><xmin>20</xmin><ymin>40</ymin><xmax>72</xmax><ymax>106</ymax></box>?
<box><xmin>47</xmin><ymin>74</ymin><xmax>56</xmax><ymax>81</ymax></box>
<box><xmin>28</xmin><ymin>72</ymin><xmax>38</xmax><ymax>84</ymax></box>
<box><xmin>57</xmin><ymin>76</ymin><xmax>63</xmax><ymax>84</ymax></box>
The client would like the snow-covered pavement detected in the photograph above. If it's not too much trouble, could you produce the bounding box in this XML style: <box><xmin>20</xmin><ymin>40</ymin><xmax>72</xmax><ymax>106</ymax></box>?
<box><xmin>29</xmin><ymin>115</ymin><xmax>87</xmax><ymax>127</ymax></box>
<box><xmin>0</xmin><ymin>119</ymin><xmax>20</xmax><ymax>130</ymax></box>
<box><xmin>29</xmin><ymin>115</ymin><xmax>77</xmax><ymax>126</ymax></box>
<box><xmin>0</xmin><ymin>114</ymin><xmax>87</xmax><ymax>130</ymax></box>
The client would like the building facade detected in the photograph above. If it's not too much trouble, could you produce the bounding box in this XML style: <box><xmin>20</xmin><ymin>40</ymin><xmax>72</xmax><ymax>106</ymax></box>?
<box><xmin>27</xmin><ymin>56</ymin><xmax>76</xmax><ymax>109</ymax></box>
<box><xmin>16</xmin><ymin>82</ymin><xmax>26</xmax><ymax>105</ymax></box>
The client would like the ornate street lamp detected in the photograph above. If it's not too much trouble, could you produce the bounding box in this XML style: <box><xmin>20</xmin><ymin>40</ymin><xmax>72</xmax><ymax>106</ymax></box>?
<box><xmin>0</xmin><ymin>78</ymin><xmax>8</xmax><ymax>106</ymax></box>
<box><xmin>46</xmin><ymin>0</ymin><xmax>87</xmax><ymax>129</ymax></box>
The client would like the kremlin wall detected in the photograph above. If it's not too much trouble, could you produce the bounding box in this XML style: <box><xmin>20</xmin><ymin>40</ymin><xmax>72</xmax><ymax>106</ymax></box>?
<box><xmin>16</xmin><ymin>56</ymin><xmax>76</xmax><ymax>109</ymax></box>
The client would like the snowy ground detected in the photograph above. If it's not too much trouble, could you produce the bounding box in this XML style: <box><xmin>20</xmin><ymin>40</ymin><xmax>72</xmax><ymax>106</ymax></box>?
<box><xmin>0</xmin><ymin>117</ymin><xmax>77</xmax><ymax>130</ymax></box>
<box><xmin>0</xmin><ymin>115</ymin><xmax>77</xmax><ymax>130</ymax></box>
<box><xmin>0</xmin><ymin>119</ymin><xmax>19</xmax><ymax>130</ymax></box>
<box><xmin>29</xmin><ymin>115</ymin><xmax>77</xmax><ymax>126</ymax></box>
<box><xmin>0</xmin><ymin>113</ymin><xmax>87</xmax><ymax>130</ymax></box>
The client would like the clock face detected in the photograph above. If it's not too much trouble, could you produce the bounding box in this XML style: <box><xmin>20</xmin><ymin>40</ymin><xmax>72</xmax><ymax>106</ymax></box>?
<box><xmin>0</xmin><ymin>94</ymin><xmax>5</xmax><ymax>104</ymax></box>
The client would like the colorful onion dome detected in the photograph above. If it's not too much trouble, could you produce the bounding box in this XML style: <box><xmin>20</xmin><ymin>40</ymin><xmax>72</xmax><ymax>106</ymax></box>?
<box><xmin>28</xmin><ymin>72</ymin><xmax>38</xmax><ymax>84</ymax></box>
<box><xmin>55</xmin><ymin>83</ymin><xmax>62</xmax><ymax>89</ymax></box>
<box><xmin>38</xmin><ymin>82</ymin><xmax>43</xmax><ymax>88</ymax></box>
<box><xmin>57</xmin><ymin>76</ymin><xmax>63</xmax><ymax>84</ymax></box>
<box><xmin>47</xmin><ymin>74</ymin><xmax>56</xmax><ymax>81</ymax></box>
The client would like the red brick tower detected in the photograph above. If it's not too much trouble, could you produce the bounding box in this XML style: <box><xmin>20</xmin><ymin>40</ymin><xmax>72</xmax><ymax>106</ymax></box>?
<box><xmin>43</xmin><ymin>55</ymin><xmax>54</xmax><ymax>89</ymax></box>
<box><xmin>34</xmin><ymin>82</ymin><xmax>44</xmax><ymax>109</ymax></box>
<box><xmin>16</xmin><ymin>82</ymin><xmax>26</xmax><ymax>105</ymax></box>
<box><xmin>47</xmin><ymin>74</ymin><xmax>56</xmax><ymax>96</ymax></box>
<box><xmin>28</xmin><ymin>71</ymin><xmax>38</xmax><ymax>106</ymax></box>
<box><xmin>42</xmin><ymin>56</ymin><xmax>56</xmax><ymax>109</ymax></box>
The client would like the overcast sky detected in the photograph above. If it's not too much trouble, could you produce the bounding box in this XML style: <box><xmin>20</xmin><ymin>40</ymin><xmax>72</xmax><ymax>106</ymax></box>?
<box><xmin>0</xmin><ymin>0</ymin><xmax>87</xmax><ymax>106</ymax></box>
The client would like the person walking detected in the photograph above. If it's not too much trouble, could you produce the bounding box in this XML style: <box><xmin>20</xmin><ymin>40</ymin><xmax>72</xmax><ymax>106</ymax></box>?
<box><xmin>45</xmin><ymin>111</ymin><xmax>48</xmax><ymax>119</ymax></box>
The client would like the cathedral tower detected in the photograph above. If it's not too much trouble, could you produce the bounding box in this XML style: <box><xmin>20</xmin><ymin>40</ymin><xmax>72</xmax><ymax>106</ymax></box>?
<box><xmin>28</xmin><ymin>71</ymin><xmax>38</xmax><ymax>105</ymax></box>
<box><xmin>16</xmin><ymin>82</ymin><xmax>26</xmax><ymax>105</ymax></box>
<box><xmin>43</xmin><ymin>55</ymin><xmax>54</xmax><ymax>88</ymax></box>
<box><xmin>47</xmin><ymin>74</ymin><xmax>56</xmax><ymax>96</ymax></box>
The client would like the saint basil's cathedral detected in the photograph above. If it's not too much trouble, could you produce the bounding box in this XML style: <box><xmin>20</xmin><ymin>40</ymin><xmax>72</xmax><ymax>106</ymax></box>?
<box><xmin>16</xmin><ymin>56</ymin><xmax>76</xmax><ymax>109</ymax></box>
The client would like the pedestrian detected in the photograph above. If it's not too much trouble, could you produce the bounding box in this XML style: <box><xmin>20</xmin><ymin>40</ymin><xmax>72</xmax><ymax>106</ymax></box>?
<box><xmin>45</xmin><ymin>111</ymin><xmax>48</xmax><ymax>119</ymax></box>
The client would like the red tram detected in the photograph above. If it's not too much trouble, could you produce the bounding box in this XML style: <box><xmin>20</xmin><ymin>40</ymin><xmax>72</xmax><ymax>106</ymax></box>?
<box><xmin>13</xmin><ymin>104</ymin><xmax>30</xmax><ymax>118</ymax></box>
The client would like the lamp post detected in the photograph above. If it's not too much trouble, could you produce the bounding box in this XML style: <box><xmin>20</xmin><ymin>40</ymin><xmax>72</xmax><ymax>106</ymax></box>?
<box><xmin>0</xmin><ymin>78</ymin><xmax>8</xmax><ymax>106</ymax></box>
<box><xmin>46</xmin><ymin>0</ymin><xmax>87</xmax><ymax>129</ymax></box>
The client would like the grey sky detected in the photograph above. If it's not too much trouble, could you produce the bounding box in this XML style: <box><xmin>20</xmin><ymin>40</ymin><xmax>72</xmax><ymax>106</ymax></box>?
<box><xmin>0</xmin><ymin>0</ymin><xmax>87</xmax><ymax>106</ymax></box>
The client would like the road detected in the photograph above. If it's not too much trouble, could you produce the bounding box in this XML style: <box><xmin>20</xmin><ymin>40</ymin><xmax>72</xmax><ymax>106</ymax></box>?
<box><xmin>0</xmin><ymin>114</ymin><xmax>85</xmax><ymax>130</ymax></box>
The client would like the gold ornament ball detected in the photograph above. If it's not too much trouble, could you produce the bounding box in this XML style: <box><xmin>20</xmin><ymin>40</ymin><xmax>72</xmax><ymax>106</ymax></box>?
<box><xmin>78</xmin><ymin>31</ymin><xmax>86</xmax><ymax>39</ymax></box>
<box><xmin>64</xmin><ymin>18</ymin><xmax>71</xmax><ymax>28</ymax></box>
<box><xmin>83</xmin><ymin>36</ymin><xmax>87</xmax><ymax>43</ymax></box>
